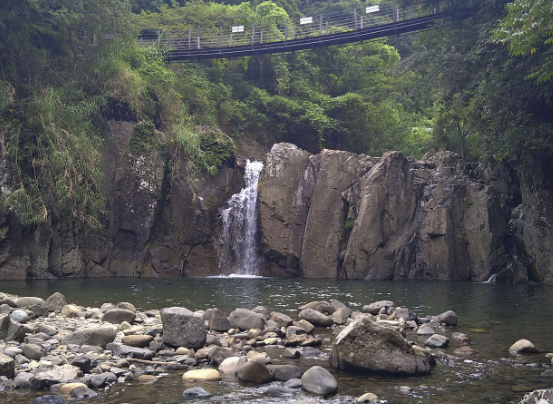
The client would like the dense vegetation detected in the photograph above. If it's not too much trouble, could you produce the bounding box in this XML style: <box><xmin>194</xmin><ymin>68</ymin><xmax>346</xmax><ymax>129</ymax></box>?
<box><xmin>0</xmin><ymin>0</ymin><xmax>552</xmax><ymax>227</ymax></box>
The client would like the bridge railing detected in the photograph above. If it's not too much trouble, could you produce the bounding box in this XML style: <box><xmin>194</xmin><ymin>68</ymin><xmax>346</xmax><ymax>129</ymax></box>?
<box><xmin>139</xmin><ymin>2</ymin><xmax>437</xmax><ymax>52</ymax></box>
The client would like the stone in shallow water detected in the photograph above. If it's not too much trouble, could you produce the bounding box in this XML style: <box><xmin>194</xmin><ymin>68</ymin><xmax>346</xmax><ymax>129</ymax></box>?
<box><xmin>437</xmin><ymin>310</ymin><xmax>458</xmax><ymax>326</ymax></box>
<box><xmin>265</xmin><ymin>385</ymin><xmax>296</xmax><ymax>396</ymax></box>
<box><xmin>238</xmin><ymin>362</ymin><xmax>273</xmax><ymax>384</ymax></box>
<box><xmin>182</xmin><ymin>369</ymin><xmax>221</xmax><ymax>382</ymax></box>
<box><xmin>301</xmin><ymin>366</ymin><xmax>337</xmax><ymax>396</ymax></box>
<box><xmin>357</xmin><ymin>392</ymin><xmax>378</xmax><ymax>403</ymax></box>
<box><xmin>510</xmin><ymin>339</ymin><xmax>538</xmax><ymax>355</ymax></box>
<box><xmin>425</xmin><ymin>334</ymin><xmax>449</xmax><ymax>348</ymax></box>
<box><xmin>182</xmin><ymin>387</ymin><xmax>210</xmax><ymax>397</ymax></box>
<box><xmin>29</xmin><ymin>396</ymin><xmax>68</xmax><ymax>404</ymax></box>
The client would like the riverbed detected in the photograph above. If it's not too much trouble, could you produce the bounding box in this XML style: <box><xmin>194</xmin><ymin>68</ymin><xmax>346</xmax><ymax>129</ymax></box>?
<box><xmin>1</xmin><ymin>278</ymin><xmax>552</xmax><ymax>404</ymax></box>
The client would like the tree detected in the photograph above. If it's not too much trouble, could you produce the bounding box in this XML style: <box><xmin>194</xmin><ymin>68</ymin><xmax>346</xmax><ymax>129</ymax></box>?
<box><xmin>492</xmin><ymin>0</ymin><xmax>553</xmax><ymax>83</ymax></box>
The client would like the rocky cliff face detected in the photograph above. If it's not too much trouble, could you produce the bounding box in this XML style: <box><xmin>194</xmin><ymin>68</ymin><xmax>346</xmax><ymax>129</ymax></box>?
<box><xmin>0</xmin><ymin>120</ymin><xmax>247</xmax><ymax>280</ymax></box>
<box><xmin>259</xmin><ymin>143</ymin><xmax>553</xmax><ymax>283</ymax></box>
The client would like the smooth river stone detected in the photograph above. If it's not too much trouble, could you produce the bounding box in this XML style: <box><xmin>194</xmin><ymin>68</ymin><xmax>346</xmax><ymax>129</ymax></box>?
<box><xmin>182</xmin><ymin>369</ymin><xmax>221</xmax><ymax>382</ymax></box>
<box><xmin>122</xmin><ymin>335</ymin><xmax>153</xmax><ymax>347</ymax></box>
<box><xmin>510</xmin><ymin>339</ymin><xmax>539</xmax><ymax>355</ymax></box>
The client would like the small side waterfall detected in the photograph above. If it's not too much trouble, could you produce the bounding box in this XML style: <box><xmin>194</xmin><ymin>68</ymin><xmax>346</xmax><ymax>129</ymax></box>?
<box><xmin>218</xmin><ymin>160</ymin><xmax>264</xmax><ymax>276</ymax></box>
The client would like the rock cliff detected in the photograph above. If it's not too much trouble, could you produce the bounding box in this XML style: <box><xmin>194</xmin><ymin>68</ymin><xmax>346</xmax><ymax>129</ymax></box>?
<box><xmin>258</xmin><ymin>143</ymin><xmax>553</xmax><ymax>283</ymax></box>
<box><xmin>0</xmin><ymin>121</ymin><xmax>247</xmax><ymax>280</ymax></box>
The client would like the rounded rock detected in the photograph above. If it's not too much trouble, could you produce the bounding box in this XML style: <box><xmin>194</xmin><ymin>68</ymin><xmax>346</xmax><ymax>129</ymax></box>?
<box><xmin>358</xmin><ymin>392</ymin><xmax>379</xmax><ymax>403</ymax></box>
<box><xmin>425</xmin><ymin>334</ymin><xmax>449</xmax><ymax>348</ymax></box>
<box><xmin>182</xmin><ymin>369</ymin><xmax>221</xmax><ymax>382</ymax></box>
<box><xmin>10</xmin><ymin>309</ymin><xmax>29</xmax><ymax>323</ymax></box>
<box><xmin>301</xmin><ymin>366</ymin><xmax>338</xmax><ymax>396</ymax></box>
<box><xmin>510</xmin><ymin>339</ymin><xmax>539</xmax><ymax>355</ymax></box>
<box><xmin>237</xmin><ymin>362</ymin><xmax>273</xmax><ymax>384</ymax></box>
<box><xmin>121</xmin><ymin>335</ymin><xmax>153</xmax><ymax>348</ymax></box>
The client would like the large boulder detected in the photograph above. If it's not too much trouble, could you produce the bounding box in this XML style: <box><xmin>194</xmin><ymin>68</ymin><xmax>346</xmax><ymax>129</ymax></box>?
<box><xmin>0</xmin><ymin>314</ymin><xmax>9</xmax><ymax>339</ymax></box>
<box><xmin>61</xmin><ymin>326</ymin><xmax>116</xmax><ymax>348</ymax></box>
<box><xmin>228</xmin><ymin>308</ymin><xmax>265</xmax><ymax>331</ymax></box>
<box><xmin>160</xmin><ymin>307</ymin><xmax>206</xmax><ymax>349</ymax></box>
<box><xmin>301</xmin><ymin>366</ymin><xmax>338</xmax><ymax>395</ymax></box>
<box><xmin>32</xmin><ymin>364</ymin><xmax>80</xmax><ymax>390</ymax></box>
<box><xmin>298</xmin><ymin>309</ymin><xmax>333</xmax><ymax>327</ymax></box>
<box><xmin>437</xmin><ymin>310</ymin><xmax>458</xmax><ymax>326</ymax></box>
<box><xmin>270</xmin><ymin>312</ymin><xmax>293</xmax><ymax>328</ymax></box>
<box><xmin>330</xmin><ymin>317</ymin><xmax>431</xmax><ymax>376</ymax></box>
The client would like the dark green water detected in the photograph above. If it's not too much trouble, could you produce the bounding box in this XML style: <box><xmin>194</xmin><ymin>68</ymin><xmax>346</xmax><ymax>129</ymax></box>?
<box><xmin>2</xmin><ymin>278</ymin><xmax>553</xmax><ymax>404</ymax></box>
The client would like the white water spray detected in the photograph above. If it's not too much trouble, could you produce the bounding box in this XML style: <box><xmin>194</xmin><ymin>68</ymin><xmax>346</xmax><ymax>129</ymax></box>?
<box><xmin>218</xmin><ymin>160</ymin><xmax>264</xmax><ymax>276</ymax></box>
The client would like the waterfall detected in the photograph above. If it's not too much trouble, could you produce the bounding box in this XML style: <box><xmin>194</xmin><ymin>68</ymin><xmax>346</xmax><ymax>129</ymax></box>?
<box><xmin>218</xmin><ymin>160</ymin><xmax>264</xmax><ymax>276</ymax></box>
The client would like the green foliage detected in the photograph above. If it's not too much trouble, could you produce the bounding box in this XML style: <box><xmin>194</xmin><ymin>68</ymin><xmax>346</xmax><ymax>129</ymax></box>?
<box><xmin>492</xmin><ymin>0</ymin><xmax>553</xmax><ymax>83</ymax></box>
<box><xmin>130</xmin><ymin>121</ymin><xmax>157</xmax><ymax>152</ymax></box>
<box><xmin>198</xmin><ymin>132</ymin><xmax>236</xmax><ymax>174</ymax></box>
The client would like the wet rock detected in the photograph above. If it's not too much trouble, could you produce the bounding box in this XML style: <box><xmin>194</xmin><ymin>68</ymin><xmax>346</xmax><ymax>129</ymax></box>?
<box><xmin>284</xmin><ymin>348</ymin><xmax>301</xmax><ymax>358</ymax></box>
<box><xmin>510</xmin><ymin>339</ymin><xmax>539</xmax><ymax>355</ymax></box>
<box><xmin>59</xmin><ymin>382</ymin><xmax>87</xmax><ymax>395</ymax></box>
<box><xmin>182</xmin><ymin>387</ymin><xmax>209</xmax><ymax>397</ymax></box>
<box><xmin>62</xmin><ymin>326</ymin><xmax>116</xmax><ymax>348</ymax></box>
<box><xmin>182</xmin><ymin>369</ymin><xmax>221</xmax><ymax>382</ymax></box>
<box><xmin>237</xmin><ymin>362</ymin><xmax>273</xmax><ymax>384</ymax></box>
<box><xmin>206</xmin><ymin>308</ymin><xmax>231</xmax><ymax>332</ymax></box>
<box><xmin>417</xmin><ymin>325</ymin><xmax>435</xmax><ymax>335</ymax></box>
<box><xmin>265</xmin><ymin>385</ymin><xmax>296</xmax><ymax>396</ymax></box>
<box><xmin>228</xmin><ymin>309</ymin><xmax>265</xmax><ymax>331</ymax></box>
<box><xmin>298</xmin><ymin>309</ymin><xmax>333</xmax><ymax>327</ymax></box>
<box><xmin>69</xmin><ymin>384</ymin><xmax>97</xmax><ymax>399</ymax></box>
<box><xmin>425</xmin><ymin>334</ymin><xmax>449</xmax><ymax>348</ymax></box>
<box><xmin>452</xmin><ymin>332</ymin><xmax>471</xmax><ymax>342</ymax></box>
<box><xmin>518</xmin><ymin>388</ymin><xmax>553</xmax><ymax>404</ymax></box>
<box><xmin>89</xmin><ymin>372</ymin><xmax>117</xmax><ymax>388</ymax></box>
<box><xmin>160</xmin><ymin>307</ymin><xmax>206</xmax><ymax>350</ymax></box>
<box><xmin>102</xmin><ymin>309</ymin><xmax>136</xmax><ymax>324</ymax></box>
<box><xmin>122</xmin><ymin>335</ymin><xmax>153</xmax><ymax>347</ymax></box>
<box><xmin>137</xmin><ymin>374</ymin><xmax>157</xmax><ymax>383</ymax></box>
<box><xmin>0</xmin><ymin>353</ymin><xmax>15</xmax><ymax>378</ymax></box>
<box><xmin>285</xmin><ymin>378</ymin><xmax>303</xmax><ymax>388</ymax></box>
<box><xmin>358</xmin><ymin>392</ymin><xmax>379</xmax><ymax>403</ymax></box>
<box><xmin>209</xmin><ymin>347</ymin><xmax>236</xmax><ymax>366</ymax></box>
<box><xmin>29</xmin><ymin>396</ymin><xmax>68</xmax><ymax>404</ymax></box>
<box><xmin>22</xmin><ymin>343</ymin><xmax>44</xmax><ymax>360</ymax></box>
<box><xmin>395</xmin><ymin>308</ymin><xmax>417</xmax><ymax>323</ymax></box>
<box><xmin>107</xmin><ymin>343</ymin><xmax>153</xmax><ymax>360</ymax></box>
<box><xmin>330</xmin><ymin>317</ymin><xmax>431</xmax><ymax>376</ymax></box>
<box><xmin>205</xmin><ymin>334</ymin><xmax>222</xmax><ymax>346</ymax></box>
<box><xmin>301</xmin><ymin>366</ymin><xmax>338</xmax><ymax>395</ymax></box>
<box><xmin>437</xmin><ymin>310</ymin><xmax>458</xmax><ymax>326</ymax></box>
<box><xmin>270</xmin><ymin>312</ymin><xmax>293</xmax><ymax>328</ymax></box>
<box><xmin>267</xmin><ymin>365</ymin><xmax>303</xmax><ymax>381</ymax></box>
<box><xmin>362</xmin><ymin>301</ymin><xmax>395</xmax><ymax>315</ymax></box>
<box><xmin>454</xmin><ymin>346</ymin><xmax>476</xmax><ymax>355</ymax></box>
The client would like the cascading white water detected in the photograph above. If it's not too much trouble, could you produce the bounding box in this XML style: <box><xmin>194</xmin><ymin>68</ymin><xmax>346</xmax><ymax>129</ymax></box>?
<box><xmin>218</xmin><ymin>160</ymin><xmax>264</xmax><ymax>276</ymax></box>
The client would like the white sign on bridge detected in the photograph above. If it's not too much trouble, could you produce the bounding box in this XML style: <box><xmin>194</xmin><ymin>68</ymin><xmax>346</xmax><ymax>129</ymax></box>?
<box><xmin>366</xmin><ymin>5</ymin><xmax>380</xmax><ymax>13</ymax></box>
<box><xmin>300</xmin><ymin>17</ymin><xmax>313</xmax><ymax>25</ymax></box>
<box><xmin>232</xmin><ymin>26</ymin><xmax>245</xmax><ymax>33</ymax></box>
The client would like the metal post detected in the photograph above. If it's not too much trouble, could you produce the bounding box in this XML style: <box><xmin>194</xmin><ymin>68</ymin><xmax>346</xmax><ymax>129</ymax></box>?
<box><xmin>397</xmin><ymin>7</ymin><xmax>400</xmax><ymax>21</ymax></box>
<box><xmin>252</xmin><ymin>23</ymin><xmax>255</xmax><ymax>46</ymax></box>
<box><xmin>197</xmin><ymin>36</ymin><xmax>200</xmax><ymax>49</ymax></box>
<box><xmin>326</xmin><ymin>21</ymin><xmax>329</xmax><ymax>35</ymax></box>
<box><xmin>157</xmin><ymin>30</ymin><xmax>161</xmax><ymax>49</ymax></box>
<box><xmin>285</xmin><ymin>18</ymin><xmax>288</xmax><ymax>42</ymax></box>
<box><xmin>360</xmin><ymin>15</ymin><xmax>364</xmax><ymax>29</ymax></box>
<box><xmin>292</xmin><ymin>26</ymin><xmax>295</xmax><ymax>40</ymax></box>
<box><xmin>188</xmin><ymin>28</ymin><xmax>191</xmax><ymax>50</ymax></box>
<box><xmin>392</xmin><ymin>4</ymin><xmax>396</xmax><ymax>22</ymax></box>
<box><xmin>319</xmin><ymin>14</ymin><xmax>323</xmax><ymax>36</ymax></box>
<box><xmin>354</xmin><ymin>8</ymin><xmax>357</xmax><ymax>29</ymax></box>
<box><xmin>229</xmin><ymin>33</ymin><xmax>233</xmax><ymax>47</ymax></box>
<box><xmin>219</xmin><ymin>26</ymin><xmax>222</xmax><ymax>47</ymax></box>
<box><xmin>260</xmin><ymin>30</ymin><xmax>263</xmax><ymax>44</ymax></box>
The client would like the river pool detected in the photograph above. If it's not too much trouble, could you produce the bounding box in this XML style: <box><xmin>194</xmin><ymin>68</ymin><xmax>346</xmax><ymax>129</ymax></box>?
<box><xmin>1</xmin><ymin>278</ymin><xmax>552</xmax><ymax>404</ymax></box>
